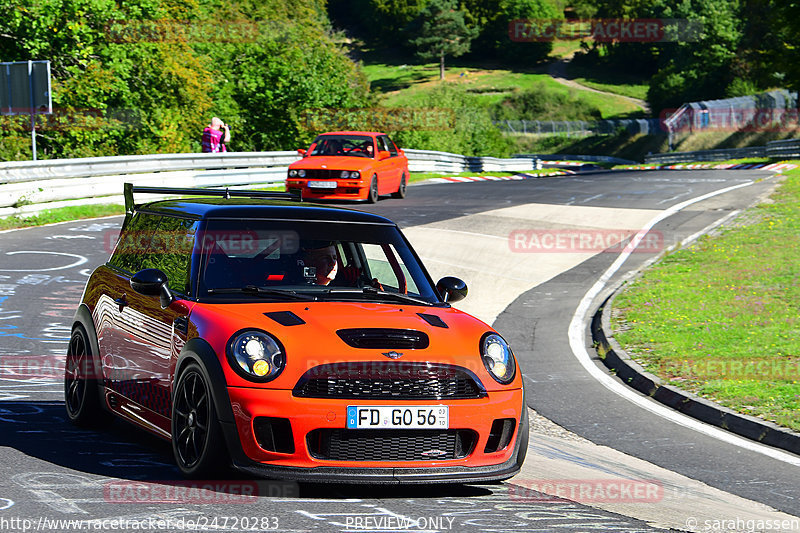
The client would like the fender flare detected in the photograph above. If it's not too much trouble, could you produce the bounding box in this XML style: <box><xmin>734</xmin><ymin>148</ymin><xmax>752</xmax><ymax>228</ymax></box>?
<box><xmin>71</xmin><ymin>304</ymin><xmax>106</xmax><ymax>409</ymax></box>
<box><xmin>174</xmin><ymin>338</ymin><xmax>249</xmax><ymax>464</ymax></box>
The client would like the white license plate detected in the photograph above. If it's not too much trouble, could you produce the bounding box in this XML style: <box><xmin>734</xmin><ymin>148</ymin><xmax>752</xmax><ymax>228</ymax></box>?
<box><xmin>307</xmin><ymin>180</ymin><xmax>338</xmax><ymax>189</ymax></box>
<box><xmin>346</xmin><ymin>406</ymin><xmax>449</xmax><ymax>429</ymax></box>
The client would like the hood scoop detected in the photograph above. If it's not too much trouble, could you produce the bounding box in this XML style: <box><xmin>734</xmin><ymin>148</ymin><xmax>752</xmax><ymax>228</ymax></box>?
<box><xmin>264</xmin><ymin>311</ymin><xmax>306</xmax><ymax>326</ymax></box>
<box><xmin>337</xmin><ymin>328</ymin><xmax>429</xmax><ymax>349</ymax></box>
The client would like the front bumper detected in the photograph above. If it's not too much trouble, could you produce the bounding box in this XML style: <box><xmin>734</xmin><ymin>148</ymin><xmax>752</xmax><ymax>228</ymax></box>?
<box><xmin>286</xmin><ymin>180</ymin><xmax>367</xmax><ymax>200</ymax></box>
<box><xmin>221</xmin><ymin>387</ymin><xmax>527</xmax><ymax>483</ymax></box>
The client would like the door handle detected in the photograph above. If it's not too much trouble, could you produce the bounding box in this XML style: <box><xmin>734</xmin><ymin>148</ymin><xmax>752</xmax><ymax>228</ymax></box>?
<box><xmin>114</xmin><ymin>295</ymin><xmax>127</xmax><ymax>311</ymax></box>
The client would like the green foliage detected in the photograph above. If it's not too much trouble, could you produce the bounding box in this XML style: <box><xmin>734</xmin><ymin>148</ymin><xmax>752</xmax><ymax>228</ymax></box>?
<box><xmin>391</xmin><ymin>83</ymin><xmax>513</xmax><ymax>156</ymax></box>
<box><xmin>472</xmin><ymin>0</ymin><xmax>559</xmax><ymax>63</ymax></box>
<box><xmin>491</xmin><ymin>81</ymin><xmax>603</xmax><ymax>121</ymax></box>
<box><xmin>0</xmin><ymin>0</ymin><xmax>370</xmax><ymax>160</ymax></box>
<box><xmin>409</xmin><ymin>0</ymin><xmax>478</xmax><ymax>79</ymax></box>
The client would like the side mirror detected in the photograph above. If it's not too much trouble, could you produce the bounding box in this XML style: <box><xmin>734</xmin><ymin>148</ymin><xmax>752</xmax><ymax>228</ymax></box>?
<box><xmin>297</xmin><ymin>148</ymin><xmax>307</xmax><ymax>157</ymax></box>
<box><xmin>131</xmin><ymin>268</ymin><xmax>175</xmax><ymax>309</ymax></box>
<box><xmin>436</xmin><ymin>276</ymin><xmax>468</xmax><ymax>303</ymax></box>
<box><xmin>377</xmin><ymin>150</ymin><xmax>391</xmax><ymax>161</ymax></box>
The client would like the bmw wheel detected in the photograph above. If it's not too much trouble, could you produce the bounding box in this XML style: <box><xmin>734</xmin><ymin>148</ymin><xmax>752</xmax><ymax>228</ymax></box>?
<box><xmin>172</xmin><ymin>362</ymin><xmax>227</xmax><ymax>478</ymax></box>
<box><xmin>64</xmin><ymin>325</ymin><xmax>107</xmax><ymax>426</ymax></box>
<box><xmin>367</xmin><ymin>176</ymin><xmax>379</xmax><ymax>203</ymax></box>
<box><xmin>391</xmin><ymin>173</ymin><xmax>407</xmax><ymax>199</ymax></box>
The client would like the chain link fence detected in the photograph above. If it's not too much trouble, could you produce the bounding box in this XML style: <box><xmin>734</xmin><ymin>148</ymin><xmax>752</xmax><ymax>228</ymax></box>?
<box><xmin>494</xmin><ymin>118</ymin><xmax>664</xmax><ymax>136</ymax></box>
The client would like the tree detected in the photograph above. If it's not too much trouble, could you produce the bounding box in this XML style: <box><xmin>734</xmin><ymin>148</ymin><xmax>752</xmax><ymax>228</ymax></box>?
<box><xmin>409</xmin><ymin>0</ymin><xmax>478</xmax><ymax>80</ymax></box>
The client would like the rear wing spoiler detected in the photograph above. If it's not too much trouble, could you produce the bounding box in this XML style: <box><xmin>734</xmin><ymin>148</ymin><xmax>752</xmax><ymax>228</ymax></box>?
<box><xmin>123</xmin><ymin>183</ymin><xmax>302</xmax><ymax>215</ymax></box>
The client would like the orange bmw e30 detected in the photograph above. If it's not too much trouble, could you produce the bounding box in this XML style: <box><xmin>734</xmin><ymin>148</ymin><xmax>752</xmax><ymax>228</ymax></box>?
<box><xmin>65</xmin><ymin>184</ymin><xmax>527</xmax><ymax>483</ymax></box>
<box><xmin>286</xmin><ymin>131</ymin><xmax>409</xmax><ymax>203</ymax></box>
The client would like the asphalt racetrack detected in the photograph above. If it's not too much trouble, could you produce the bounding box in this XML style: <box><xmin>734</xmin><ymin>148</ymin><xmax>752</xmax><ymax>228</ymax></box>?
<box><xmin>0</xmin><ymin>169</ymin><xmax>797</xmax><ymax>532</ymax></box>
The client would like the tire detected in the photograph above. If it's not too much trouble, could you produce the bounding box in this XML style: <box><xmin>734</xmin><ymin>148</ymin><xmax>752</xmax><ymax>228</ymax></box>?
<box><xmin>391</xmin><ymin>173</ymin><xmax>407</xmax><ymax>199</ymax></box>
<box><xmin>171</xmin><ymin>362</ymin><xmax>227</xmax><ymax>478</ymax></box>
<box><xmin>64</xmin><ymin>325</ymin><xmax>107</xmax><ymax>426</ymax></box>
<box><xmin>367</xmin><ymin>176</ymin><xmax>379</xmax><ymax>203</ymax></box>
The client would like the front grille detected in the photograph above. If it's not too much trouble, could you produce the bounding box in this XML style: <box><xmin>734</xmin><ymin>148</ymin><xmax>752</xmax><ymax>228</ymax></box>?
<box><xmin>307</xmin><ymin>429</ymin><xmax>476</xmax><ymax>461</ymax></box>
<box><xmin>293</xmin><ymin>362</ymin><xmax>485</xmax><ymax>400</ymax></box>
<box><xmin>305</xmin><ymin>169</ymin><xmax>341</xmax><ymax>180</ymax></box>
<box><xmin>337</xmin><ymin>328</ymin><xmax>429</xmax><ymax>349</ymax></box>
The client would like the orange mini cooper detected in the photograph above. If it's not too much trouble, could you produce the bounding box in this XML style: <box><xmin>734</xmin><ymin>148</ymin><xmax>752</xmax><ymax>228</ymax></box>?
<box><xmin>65</xmin><ymin>184</ymin><xmax>527</xmax><ymax>483</ymax></box>
<box><xmin>286</xmin><ymin>131</ymin><xmax>409</xmax><ymax>203</ymax></box>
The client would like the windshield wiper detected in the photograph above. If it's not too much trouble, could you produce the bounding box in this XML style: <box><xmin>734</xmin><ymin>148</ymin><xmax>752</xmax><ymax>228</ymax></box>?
<box><xmin>207</xmin><ymin>285</ymin><xmax>315</xmax><ymax>301</ymax></box>
<box><xmin>325</xmin><ymin>287</ymin><xmax>436</xmax><ymax>306</ymax></box>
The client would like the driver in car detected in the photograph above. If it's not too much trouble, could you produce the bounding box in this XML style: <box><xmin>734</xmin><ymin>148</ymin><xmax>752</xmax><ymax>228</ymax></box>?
<box><xmin>300</xmin><ymin>241</ymin><xmax>365</xmax><ymax>286</ymax></box>
<box><xmin>300</xmin><ymin>242</ymin><xmax>339</xmax><ymax>286</ymax></box>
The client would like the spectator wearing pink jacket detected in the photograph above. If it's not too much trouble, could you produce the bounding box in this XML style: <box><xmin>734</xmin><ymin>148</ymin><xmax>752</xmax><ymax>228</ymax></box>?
<box><xmin>201</xmin><ymin>117</ymin><xmax>230</xmax><ymax>152</ymax></box>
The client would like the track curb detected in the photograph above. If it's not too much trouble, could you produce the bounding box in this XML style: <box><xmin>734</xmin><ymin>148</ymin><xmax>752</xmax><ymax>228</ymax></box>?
<box><xmin>592</xmin><ymin>290</ymin><xmax>800</xmax><ymax>456</ymax></box>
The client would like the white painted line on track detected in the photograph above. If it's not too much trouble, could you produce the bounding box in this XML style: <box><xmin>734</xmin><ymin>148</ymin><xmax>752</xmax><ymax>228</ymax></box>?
<box><xmin>568</xmin><ymin>179</ymin><xmax>800</xmax><ymax>467</ymax></box>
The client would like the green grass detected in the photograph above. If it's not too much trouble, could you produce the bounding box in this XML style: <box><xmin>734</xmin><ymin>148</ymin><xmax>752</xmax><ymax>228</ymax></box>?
<box><xmin>362</xmin><ymin>62</ymin><xmax>645</xmax><ymax>119</ymax></box>
<box><xmin>565</xmin><ymin>63</ymin><xmax>650</xmax><ymax>101</ymax></box>
<box><xmin>611</xmin><ymin>164</ymin><xmax>800</xmax><ymax>431</ymax></box>
<box><xmin>0</xmin><ymin>204</ymin><xmax>124</xmax><ymax>231</ymax></box>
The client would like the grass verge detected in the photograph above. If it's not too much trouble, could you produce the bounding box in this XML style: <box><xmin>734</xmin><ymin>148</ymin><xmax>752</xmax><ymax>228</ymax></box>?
<box><xmin>362</xmin><ymin>62</ymin><xmax>645</xmax><ymax>119</ymax></box>
<box><xmin>611</xmin><ymin>164</ymin><xmax>800</xmax><ymax>431</ymax></box>
<box><xmin>0</xmin><ymin>204</ymin><xmax>124</xmax><ymax>231</ymax></box>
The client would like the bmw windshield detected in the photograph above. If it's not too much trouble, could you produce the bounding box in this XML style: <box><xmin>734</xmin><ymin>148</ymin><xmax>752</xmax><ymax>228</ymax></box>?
<box><xmin>309</xmin><ymin>135</ymin><xmax>374</xmax><ymax>158</ymax></box>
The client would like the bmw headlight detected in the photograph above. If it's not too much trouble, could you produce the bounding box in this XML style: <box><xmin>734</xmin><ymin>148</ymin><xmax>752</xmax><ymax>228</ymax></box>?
<box><xmin>351</xmin><ymin>170</ymin><xmax>360</xmax><ymax>179</ymax></box>
<box><xmin>298</xmin><ymin>169</ymin><xmax>306</xmax><ymax>178</ymax></box>
<box><xmin>481</xmin><ymin>333</ymin><xmax>515</xmax><ymax>384</ymax></box>
<box><xmin>227</xmin><ymin>330</ymin><xmax>285</xmax><ymax>382</ymax></box>
<box><xmin>340</xmin><ymin>170</ymin><xmax>350</xmax><ymax>178</ymax></box>
<box><xmin>288</xmin><ymin>169</ymin><xmax>298</xmax><ymax>177</ymax></box>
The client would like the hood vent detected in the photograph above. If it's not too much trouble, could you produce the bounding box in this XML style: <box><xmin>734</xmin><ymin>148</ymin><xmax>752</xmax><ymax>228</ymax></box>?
<box><xmin>417</xmin><ymin>313</ymin><xmax>448</xmax><ymax>328</ymax></box>
<box><xmin>336</xmin><ymin>328</ymin><xmax>429</xmax><ymax>349</ymax></box>
<box><xmin>264</xmin><ymin>311</ymin><xmax>305</xmax><ymax>326</ymax></box>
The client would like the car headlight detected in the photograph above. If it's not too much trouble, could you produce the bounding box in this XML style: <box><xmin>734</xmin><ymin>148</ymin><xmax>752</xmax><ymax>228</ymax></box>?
<box><xmin>288</xmin><ymin>169</ymin><xmax>298</xmax><ymax>177</ymax></box>
<box><xmin>227</xmin><ymin>330</ymin><xmax>285</xmax><ymax>382</ymax></box>
<box><xmin>340</xmin><ymin>170</ymin><xmax>350</xmax><ymax>178</ymax></box>
<box><xmin>298</xmin><ymin>169</ymin><xmax>306</xmax><ymax>178</ymax></box>
<box><xmin>481</xmin><ymin>333</ymin><xmax>515</xmax><ymax>384</ymax></box>
<box><xmin>351</xmin><ymin>170</ymin><xmax>360</xmax><ymax>179</ymax></box>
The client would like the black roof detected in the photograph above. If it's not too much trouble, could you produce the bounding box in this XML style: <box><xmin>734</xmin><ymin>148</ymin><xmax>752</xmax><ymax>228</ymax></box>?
<box><xmin>136</xmin><ymin>197</ymin><xmax>395</xmax><ymax>225</ymax></box>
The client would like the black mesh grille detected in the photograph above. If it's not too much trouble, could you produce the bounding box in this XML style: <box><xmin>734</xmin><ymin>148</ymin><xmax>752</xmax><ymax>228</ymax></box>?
<box><xmin>306</xmin><ymin>169</ymin><xmax>341</xmax><ymax>180</ymax></box>
<box><xmin>337</xmin><ymin>328</ymin><xmax>429</xmax><ymax>349</ymax></box>
<box><xmin>307</xmin><ymin>429</ymin><xmax>476</xmax><ymax>461</ymax></box>
<box><xmin>293</xmin><ymin>362</ymin><xmax>485</xmax><ymax>400</ymax></box>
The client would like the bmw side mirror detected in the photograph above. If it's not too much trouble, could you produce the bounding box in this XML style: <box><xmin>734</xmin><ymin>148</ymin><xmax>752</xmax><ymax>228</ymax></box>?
<box><xmin>131</xmin><ymin>268</ymin><xmax>175</xmax><ymax>308</ymax></box>
<box><xmin>436</xmin><ymin>276</ymin><xmax>468</xmax><ymax>303</ymax></box>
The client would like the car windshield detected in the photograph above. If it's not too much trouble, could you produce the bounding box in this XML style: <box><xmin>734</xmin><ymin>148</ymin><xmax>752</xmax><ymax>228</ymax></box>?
<box><xmin>309</xmin><ymin>135</ymin><xmax>374</xmax><ymax>158</ymax></box>
<box><xmin>198</xmin><ymin>218</ymin><xmax>441</xmax><ymax>304</ymax></box>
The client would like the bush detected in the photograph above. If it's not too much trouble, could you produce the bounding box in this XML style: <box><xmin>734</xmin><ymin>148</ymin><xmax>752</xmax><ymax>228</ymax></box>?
<box><xmin>491</xmin><ymin>82</ymin><xmax>603</xmax><ymax>121</ymax></box>
<box><xmin>392</xmin><ymin>83</ymin><xmax>513</xmax><ymax>157</ymax></box>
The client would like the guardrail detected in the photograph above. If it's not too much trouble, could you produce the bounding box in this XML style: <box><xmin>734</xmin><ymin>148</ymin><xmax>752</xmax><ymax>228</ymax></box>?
<box><xmin>765</xmin><ymin>139</ymin><xmax>800</xmax><ymax>159</ymax></box>
<box><xmin>645</xmin><ymin>137</ymin><xmax>800</xmax><ymax>164</ymax></box>
<box><xmin>644</xmin><ymin>146</ymin><xmax>767</xmax><ymax>164</ymax></box>
<box><xmin>514</xmin><ymin>153</ymin><xmax>637</xmax><ymax>165</ymax></box>
<box><xmin>0</xmin><ymin>149</ymin><xmax>544</xmax><ymax>218</ymax></box>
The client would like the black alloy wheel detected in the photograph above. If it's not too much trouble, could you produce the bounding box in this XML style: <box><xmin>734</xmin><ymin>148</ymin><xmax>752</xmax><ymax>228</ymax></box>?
<box><xmin>391</xmin><ymin>173</ymin><xmax>407</xmax><ymax>199</ymax></box>
<box><xmin>367</xmin><ymin>176</ymin><xmax>379</xmax><ymax>203</ymax></box>
<box><xmin>64</xmin><ymin>325</ymin><xmax>106</xmax><ymax>426</ymax></box>
<box><xmin>172</xmin><ymin>363</ymin><xmax>226</xmax><ymax>477</ymax></box>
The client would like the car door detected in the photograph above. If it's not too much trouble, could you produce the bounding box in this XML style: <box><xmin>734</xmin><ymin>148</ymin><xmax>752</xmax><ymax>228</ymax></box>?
<box><xmin>376</xmin><ymin>135</ymin><xmax>402</xmax><ymax>194</ymax></box>
<box><xmin>99</xmin><ymin>213</ymin><xmax>197</xmax><ymax>435</ymax></box>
